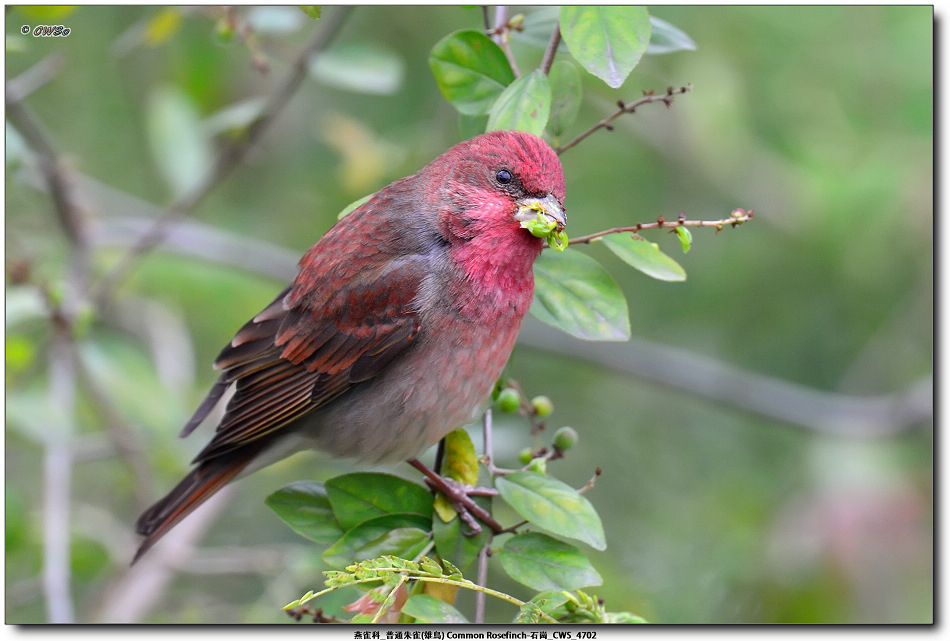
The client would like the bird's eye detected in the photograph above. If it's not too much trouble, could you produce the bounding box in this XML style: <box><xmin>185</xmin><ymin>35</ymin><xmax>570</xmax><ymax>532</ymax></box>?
<box><xmin>495</xmin><ymin>169</ymin><xmax>513</xmax><ymax>185</ymax></box>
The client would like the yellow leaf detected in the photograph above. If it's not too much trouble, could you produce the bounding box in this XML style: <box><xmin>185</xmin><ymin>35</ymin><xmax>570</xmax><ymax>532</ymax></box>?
<box><xmin>433</xmin><ymin>429</ymin><xmax>480</xmax><ymax>523</ymax></box>
<box><xmin>144</xmin><ymin>8</ymin><xmax>182</xmax><ymax>47</ymax></box>
<box><xmin>422</xmin><ymin>581</ymin><xmax>458</xmax><ymax>605</ymax></box>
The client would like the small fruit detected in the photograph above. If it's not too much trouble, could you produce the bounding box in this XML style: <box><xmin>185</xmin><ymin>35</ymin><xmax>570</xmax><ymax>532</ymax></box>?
<box><xmin>496</xmin><ymin>388</ymin><xmax>521</xmax><ymax>413</ymax></box>
<box><xmin>553</xmin><ymin>426</ymin><xmax>578</xmax><ymax>451</ymax></box>
<box><xmin>531</xmin><ymin>395</ymin><xmax>554</xmax><ymax>417</ymax></box>
<box><xmin>518</xmin><ymin>447</ymin><xmax>535</xmax><ymax>466</ymax></box>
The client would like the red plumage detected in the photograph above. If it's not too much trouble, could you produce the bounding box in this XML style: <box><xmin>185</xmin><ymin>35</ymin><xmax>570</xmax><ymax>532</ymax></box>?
<box><xmin>134</xmin><ymin>131</ymin><xmax>566</xmax><ymax>563</ymax></box>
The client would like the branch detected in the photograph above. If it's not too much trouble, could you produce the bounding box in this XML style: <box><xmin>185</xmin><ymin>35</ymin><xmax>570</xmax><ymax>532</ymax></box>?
<box><xmin>89</xmin><ymin>6</ymin><xmax>353</xmax><ymax>308</ymax></box>
<box><xmin>556</xmin><ymin>84</ymin><xmax>693</xmax><ymax>155</ymax></box>
<box><xmin>6</xmin><ymin>57</ymin><xmax>94</xmax><ymax>625</ymax></box>
<box><xmin>489</xmin><ymin>6</ymin><xmax>521</xmax><ymax>77</ymax></box>
<box><xmin>539</xmin><ymin>19</ymin><xmax>561</xmax><ymax>75</ymax></box>
<box><xmin>517</xmin><ymin>317</ymin><xmax>933</xmax><ymax>437</ymax></box>
<box><xmin>569</xmin><ymin>209</ymin><xmax>755</xmax><ymax>246</ymax></box>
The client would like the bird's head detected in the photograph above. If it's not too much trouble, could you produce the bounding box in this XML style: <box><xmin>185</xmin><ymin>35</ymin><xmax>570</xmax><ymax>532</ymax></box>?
<box><xmin>425</xmin><ymin>131</ymin><xmax>567</xmax><ymax>253</ymax></box>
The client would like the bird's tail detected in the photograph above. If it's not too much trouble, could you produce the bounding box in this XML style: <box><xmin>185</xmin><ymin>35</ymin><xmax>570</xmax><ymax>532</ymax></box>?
<box><xmin>133</xmin><ymin>453</ymin><xmax>253</xmax><ymax>565</ymax></box>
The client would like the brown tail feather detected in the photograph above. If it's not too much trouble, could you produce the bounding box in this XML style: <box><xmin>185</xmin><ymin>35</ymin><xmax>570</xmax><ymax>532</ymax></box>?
<box><xmin>132</xmin><ymin>453</ymin><xmax>253</xmax><ymax>565</ymax></box>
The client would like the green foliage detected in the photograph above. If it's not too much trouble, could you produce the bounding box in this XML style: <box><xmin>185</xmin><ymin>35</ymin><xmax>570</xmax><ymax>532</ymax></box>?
<box><xmin>429</xmin><ymin>30</ymin><xmax>515</xmax><ymax>115</ymax></box>
<box><xmin>546</xmin><ymin>60</ymin><xmax>582</xmax><ymax>139</ymax></box>
<box><xmin>559</xmin><ymin>7</ymin><xmax>651</xmax><ymax>89</ymax></box>
<box><xmin>499</xmin><ymin>532</ymin><xmax>602</xmax><ymax>591</ymax></box>
<box><xmin>268</xmin><ymin>407</ymin><xmax>626</xmax><ymax>622</ymax></box>
<box><xmin>264</xmin><ymin>481</ymin><xmax>343</xmax><ymax>544</ymax></box>
<box><xmin>486</xmin><ymin>69</ymin><xmax>551</xmax><ymax>136</ymax></box>
<box><xmin>601</xmin><ymin>233</ymin><xmax>687</xmax><ymax>282</ymax></box>
<box><xmin>495</xmin><ymin>472</ymin><xmax>606</xmax><ymax>550</ymax></box>
<box><xmin>531</xmin><ymin>249</ymin><xmax>631</xmax><ymax>341</ymax></box>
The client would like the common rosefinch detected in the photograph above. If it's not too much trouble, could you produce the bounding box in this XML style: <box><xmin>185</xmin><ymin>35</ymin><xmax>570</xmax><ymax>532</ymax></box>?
<box><xmin>134</xmin><ymin>131</ymin><xmax>566</xmax><ymax>562</ymax></box>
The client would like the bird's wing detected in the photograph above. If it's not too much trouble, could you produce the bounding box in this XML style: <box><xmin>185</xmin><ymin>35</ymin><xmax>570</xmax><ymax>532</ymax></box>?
<box><xmin>184</xmin><ymin>255</ymin><xmax>425</xmax><ymax>464</ymax></box>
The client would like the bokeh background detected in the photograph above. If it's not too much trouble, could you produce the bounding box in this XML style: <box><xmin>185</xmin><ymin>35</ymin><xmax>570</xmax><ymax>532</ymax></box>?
<box><xmin>5</xmin><ymin>6</ymin><xmax>933</xmax><ymax>624</ymax></box>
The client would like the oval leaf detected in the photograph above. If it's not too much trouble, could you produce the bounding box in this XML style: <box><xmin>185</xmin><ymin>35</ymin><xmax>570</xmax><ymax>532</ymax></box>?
<box><xmin>429</xmin><ymin>30</ymin><xmax>515</xmax><ymax>115</ymax></box>
<box><xmin>351</xmin><ymin>527</ymin><xmax>430</xmax><ymax>563</ymax></box>
<box><xmin>559</xmin><ymin>6</ymin><xmax>651</xmax><ymax>88</ymax></box>
<box><xmin>495</xmin><ymin>472</ymin><xmax>606</xmax><ymax>550</ymax></box>
<box><xmin>265</xmin><ymin>481</ymin><xmax>344</xmax><ymax>544</ymax></box>
<box><xmin>601</xmin><ymin>233</ymin><xmax>687</xmax><ymax>282</ymax></box>
<box><xmin>499</xmin><ymin>532</ymin><xmax>603</xmax><ymax>591</ymax></box>
<box><xmin>309</xmin><ymin>42</ymin><xmax>406</xmax><ymax>95</ymax></box>
<box><xmin>434</xmin><ymin>428</ymin><xmax>480</xmax><ymax>522</ymax></box>
<box><xmin>531</xmin><ymin>249</ymin><xmax>631</xmax><ymax>341</ymax></box>
<box><xmin>647</xmin><ymin>16</ymin><xmax>698</xmax><ymax>55</ymax></box>
<box><xmin>322</xmin><ymin>513</ymin><xmax>431</xmax><ymax>568</ymax></box>
<box><xmin>325</xmin><ymin>473</ymin><xmax>433</xmax><ymax>530</ymax></box>
<box><xmin>403</xmin><ymin>595</ymin><xmax>470</xmax><ymax>624</ymax></box>
<box><xmin>146</xmin><ymin>85</ymin><xmax>213</xmax><ymax>198</ymax></box>
<box><xmin>547</xmin><ymin>60</ymin><xmax>582</xmax><ymax>138</ymax></box>
<box><xmin>486</xmin><ymin>69</ymin><xmax>552</xmax><ymax>136</ymax></box>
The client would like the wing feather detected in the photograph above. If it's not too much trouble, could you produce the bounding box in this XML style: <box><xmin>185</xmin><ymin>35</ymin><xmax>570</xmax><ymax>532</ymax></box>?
<box><xmin>182</xmin><ymin>250</ymin><xmax>427</xmax><ymax>464</ymax></box>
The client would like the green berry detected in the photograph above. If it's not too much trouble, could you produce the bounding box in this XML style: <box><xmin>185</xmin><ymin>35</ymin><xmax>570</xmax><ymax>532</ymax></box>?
<box><xmin>496</xmin><ymin>388</ymin><xmax>521</xmax><ymax>413</ymax></box>
<box><xmin>553</xmin><ymin>426</ymin><xmax>579</xmax><ymax>451</ymax></box>
<box><xmin>518</xmin><ymin>447</ymin><xmax>534</xmax><ymax>466</ymax></box>
<box><xmin>531</xmin><ymin>395</ymin><xmax>554</xmax><ymax>417</ymax></box>
<box><xmin>527</xmin><ymin>457</ymin><xmax>547</xmax><ymax>475</ymax></box>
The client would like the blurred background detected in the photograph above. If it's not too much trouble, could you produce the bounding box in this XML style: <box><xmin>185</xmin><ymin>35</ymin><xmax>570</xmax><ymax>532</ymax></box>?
<box><xmin>5</xmin><ymin>6</ymin><xmax>932</xmax><ymax>624</ymax></box>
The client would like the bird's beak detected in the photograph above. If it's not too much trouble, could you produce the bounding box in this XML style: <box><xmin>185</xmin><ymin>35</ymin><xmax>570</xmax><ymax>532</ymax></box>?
<box><xmin>513</xmin><ymin>194</ymin><xmax>567</xmax><ymax>232</ymax></box>
<box><xmin>514</xmin><ymin>194</ymin><xmax>568</xmax><ymax>250</ymax></box>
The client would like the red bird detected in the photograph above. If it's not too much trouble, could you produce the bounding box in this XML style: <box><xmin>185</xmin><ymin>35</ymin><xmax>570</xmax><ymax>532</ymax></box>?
<box><xmin>134</xmin><ymin>130</ymin><xmax>566</xmax><ymax>562</ymax></box>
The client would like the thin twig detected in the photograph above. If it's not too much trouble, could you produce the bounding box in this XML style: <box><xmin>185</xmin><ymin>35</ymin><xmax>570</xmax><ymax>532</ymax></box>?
<box><xmin>7</xmin><ymin>61</ymin><xmax>91</xmax><ymax>623</ymax></box>
<box><xmin>556</xmin><ymin>84</ymin><xmax>693</xmax><ymax>155</ymax></box>
<box><xmin>475</xmin><ymin>543</ymin><xmax>490</xmax><ymax>624</ymax></box>
<box><xmin>539</xmin><ymin>19</ymin><xmax>561</xmax><ymax>75</ymax></box>
<box><xmin>5</xmin><ymin>53</ymin><xmax>65</xmax><ymax>103</ymax></box>
<box><xmin>490</xmin><ymin>6</ymin><xmax>521</xmax><ymax>77</ymax></box>
<box><xmin>89</xmin><ymin>6</ymin><xmax>353</xmax><ymax>308</ymax></box>
<box><xmin>568</xmin><ymin>210</ymin><xmax>755</xmax><ymax>246</ymax></box>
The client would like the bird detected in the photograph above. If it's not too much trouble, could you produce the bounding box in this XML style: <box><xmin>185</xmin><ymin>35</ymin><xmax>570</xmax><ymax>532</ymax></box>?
<box><xmin>133</xmin><ymin>130</ymin><xmax>567</xmax><ymax>563</ymax></box>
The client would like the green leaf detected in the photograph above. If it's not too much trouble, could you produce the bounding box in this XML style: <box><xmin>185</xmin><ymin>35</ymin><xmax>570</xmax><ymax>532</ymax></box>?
<box><xmin>403</xmin><ymin>595</ymin><xmax>470</xmax><ymax>624</ymax></box>
<box><xmin>350</xmin><ymin>527</ymin><xmax>430</xmax><ymax>563</ymax></box>
<box><xmin>146</xmin><ymin>85</ymin><xmax>213</xmax><ymax>198</ymax></box>
<box><xmin>299</xmin><ymin>6</ymin><xmax>321</xmax><ymax>20</ymax></box>
<box><xmin>486</xmin><ymin>69</ymin><xmax>551</xmax><ymax>136</ymax></box>
<box><xmin>646</xmin><ymin>16</ymin><xmax>697</xmax><ymax>55</ymax></box>
<box><xmin>674</xmin><ymin>225</ymin><xmax>692</xmax><ymax>253</ymax></box>
<box><xmin>322</xmin><ymin>513</ymin><xmax>431</xmax><ymax>568</ymax></box>
<box><xmin>530</xmin><ymin>249</ymin><xmax>631</xmax><ymax>341</ymax></box>
<box><xmin>265</xmin><ymin>481</ymin><xmax>344</xmax><ymax>544</ymax></box>
<box><xmin>495</xmin><ymin>472</ymin><xmax>606</xmax><ymax>550</ymax></box>
<box><xmin>309</xmin><ymin>42</ymin><xmax>406</xmax><ymax>95</ymax></box>
<box><xmin>429</xmin><ymin>30</ymin><xmax>515</xmax><ymax>115</ymax></box>
<box><xmin>325</xmin><ymin>473</ymin><xmax>433</xmax><ymax>530</ymax></box>
<box><xmin>547</xmin><ymin>60</ymin><xmax>582</xmax><ymax>138</ymax></box>
<box><xmin>499</xmin><ymin>532</ymin><xmax>603</xmax><ymax>591</ymax></box>
<box><xmin>559</xmin><ymin>6</ymin><xmax>651</xmax><ymax>88</ymax></box>
<box><xmin>601</xmin><ymin>233</ymin><xmax>687</xmax><ymax>282</ymax></box>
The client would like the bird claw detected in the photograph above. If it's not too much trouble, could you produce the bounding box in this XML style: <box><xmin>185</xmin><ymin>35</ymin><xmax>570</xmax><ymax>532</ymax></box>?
<box><xmin>410</xmin><ymin>459</ymin><xmax>503</xmax><ymax>535</ymax></box>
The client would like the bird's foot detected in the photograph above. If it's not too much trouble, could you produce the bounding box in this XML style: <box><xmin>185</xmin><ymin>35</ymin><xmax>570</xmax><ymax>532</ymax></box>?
<box><xmin>409</xmin><ymin>459</ymin><xmax>503</xmax><ymax>536</ymax></box>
